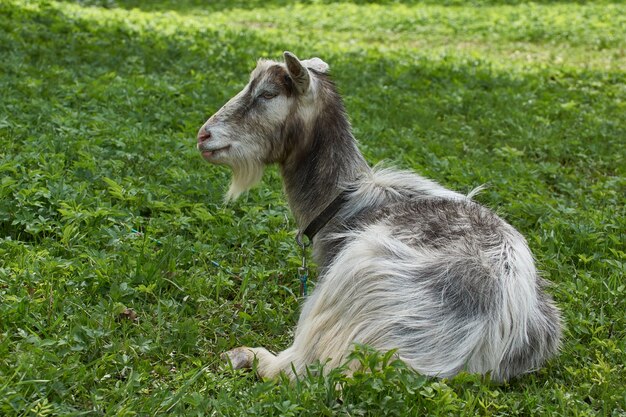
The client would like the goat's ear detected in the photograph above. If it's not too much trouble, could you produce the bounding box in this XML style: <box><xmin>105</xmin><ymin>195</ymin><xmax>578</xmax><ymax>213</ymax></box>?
<box><xmin>284</xmin><ymin>51</ymin><xmax>310</xmax><ymax>94</ymax></box>
<box><xmin>301</xmin><ymin>57</ymin><xmax>329</xmax><ymax>74</ymax></box>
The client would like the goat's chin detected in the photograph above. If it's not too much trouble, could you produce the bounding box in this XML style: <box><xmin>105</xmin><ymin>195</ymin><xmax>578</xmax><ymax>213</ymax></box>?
<box><xmin>225</xmin><ymin>158</ymin><xmax>265</xmax><ymax>202</ymax></box>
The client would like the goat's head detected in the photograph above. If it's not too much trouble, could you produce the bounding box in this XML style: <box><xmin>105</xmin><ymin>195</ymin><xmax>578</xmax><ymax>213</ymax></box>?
<box><xmin>197</xmin><ymin>51</ymin><xmax>330</xmax><ymax>200</ymax></box>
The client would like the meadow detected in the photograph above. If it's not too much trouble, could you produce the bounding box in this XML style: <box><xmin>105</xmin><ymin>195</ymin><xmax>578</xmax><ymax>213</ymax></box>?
<box><xmin>0</xmin><ymin>0</ymin><xmax>624</xmax><ymax>415</ymax></box>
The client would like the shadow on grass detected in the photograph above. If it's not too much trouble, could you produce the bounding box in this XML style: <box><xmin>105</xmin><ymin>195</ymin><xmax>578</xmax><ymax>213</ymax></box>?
<box><xmin>58</xmin><ymin>0</ymin><xmax>622</xmax><ymax>14</ymax></box>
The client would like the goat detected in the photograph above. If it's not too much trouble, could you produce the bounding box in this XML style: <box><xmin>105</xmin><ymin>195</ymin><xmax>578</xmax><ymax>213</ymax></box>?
<box><xmin>196</xmin><ymin>51</ymin><xmax>562</xmax><ymax>382</ymax></box>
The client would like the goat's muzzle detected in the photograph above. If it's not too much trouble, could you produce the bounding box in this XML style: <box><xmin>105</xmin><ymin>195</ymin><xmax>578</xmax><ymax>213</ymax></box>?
<box><xmin>196</xmin><ymin>124</ymin><xmax>230</xmax><ymax>162</ymax></box>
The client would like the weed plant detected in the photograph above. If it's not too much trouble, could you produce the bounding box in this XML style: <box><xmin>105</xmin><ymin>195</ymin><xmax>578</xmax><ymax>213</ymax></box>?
<box><xmin>0</xmin><ymin>0</ymin><xmax>624</xmax><ymax>415</ymax></box>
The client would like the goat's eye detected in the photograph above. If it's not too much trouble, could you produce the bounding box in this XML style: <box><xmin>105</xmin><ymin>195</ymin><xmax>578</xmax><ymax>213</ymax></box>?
<box><xmin>259</xmin><ymin>91</ymin><xmax>278</xmax><ymax>100</ymax></box>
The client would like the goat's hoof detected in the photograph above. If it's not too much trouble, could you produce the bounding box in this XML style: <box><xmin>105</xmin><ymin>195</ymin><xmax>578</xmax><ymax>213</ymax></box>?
<box><xmin>221</xmin><ymin>347</ymin><xmax>253</xmax><ymax>370</ymax></box>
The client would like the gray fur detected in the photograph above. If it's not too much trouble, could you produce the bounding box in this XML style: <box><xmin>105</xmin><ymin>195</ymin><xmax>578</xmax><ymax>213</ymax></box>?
<box><xmin>198</xmin><ymin>52</ymin><xmax>562</xmax><ymax>381</ymax></box>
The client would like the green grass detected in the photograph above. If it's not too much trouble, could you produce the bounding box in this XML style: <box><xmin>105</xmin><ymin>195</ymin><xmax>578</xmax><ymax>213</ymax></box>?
<box><xmin>1</xmin><ymin>0</ymin><xmax>624</xmax><ymax>415</ymax></box>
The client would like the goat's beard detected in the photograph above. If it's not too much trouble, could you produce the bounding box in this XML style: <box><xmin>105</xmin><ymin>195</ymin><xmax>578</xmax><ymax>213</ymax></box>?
<box><xmin>225</xmin><ymin>154</ymin><xmax>265</xmax><ymax>201</ymax></box>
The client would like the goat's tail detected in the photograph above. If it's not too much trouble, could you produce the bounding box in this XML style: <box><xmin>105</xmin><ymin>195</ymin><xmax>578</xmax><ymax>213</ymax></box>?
<box><xmin>492</xmin><ymin>279</ymin><xmax>563</xmax><ymax>381</ymax></box>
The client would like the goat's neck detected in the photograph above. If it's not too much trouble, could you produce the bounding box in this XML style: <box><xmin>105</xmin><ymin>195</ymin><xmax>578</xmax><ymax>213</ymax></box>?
<box><xmin>280</xmin><ymin>108</ymin><xmax>370</xmax><ymax>232</ymax></box>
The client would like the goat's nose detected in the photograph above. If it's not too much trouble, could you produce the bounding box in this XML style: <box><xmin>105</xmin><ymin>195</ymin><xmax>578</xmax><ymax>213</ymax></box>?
<box><xmin>197</xmin><ymin>125</ymin><xmax>211</xmax><ymax>143</ymax></box>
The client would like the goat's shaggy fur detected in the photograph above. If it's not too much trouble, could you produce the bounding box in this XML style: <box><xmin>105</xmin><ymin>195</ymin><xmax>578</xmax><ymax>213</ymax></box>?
<box><xmin>196</xmin><ymin>52</ymin><xmax>562</xmax><ymax>381</ymax></box>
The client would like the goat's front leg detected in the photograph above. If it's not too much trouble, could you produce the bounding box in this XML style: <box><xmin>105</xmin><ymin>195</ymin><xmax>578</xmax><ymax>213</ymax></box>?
<box><xmin>221</xmin><ymin>347</ymin><xmax>283</xmax><ymax>379</ymax></box>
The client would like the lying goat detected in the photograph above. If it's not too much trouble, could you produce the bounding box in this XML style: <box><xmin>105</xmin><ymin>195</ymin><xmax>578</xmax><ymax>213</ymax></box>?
<box><xmin>197</xmin><ymin>52</ymin><xmax>562</xmax><ymax>381</ymax></box>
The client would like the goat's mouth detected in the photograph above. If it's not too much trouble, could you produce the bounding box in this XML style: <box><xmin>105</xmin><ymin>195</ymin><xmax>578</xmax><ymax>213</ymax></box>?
<box><xmin>199</xmin><ymin>145</ymin><xmax>231</xmax><ymax>161</ymax></box>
